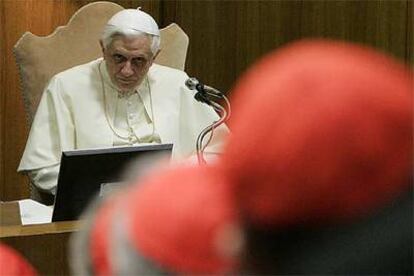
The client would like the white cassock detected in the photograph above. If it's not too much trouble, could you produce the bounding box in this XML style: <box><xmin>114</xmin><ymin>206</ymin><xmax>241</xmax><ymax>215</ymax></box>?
<box><xmin>18</xmin><ymin>58</ymin><xmax>229</xmax><ymax>194</ymax></box>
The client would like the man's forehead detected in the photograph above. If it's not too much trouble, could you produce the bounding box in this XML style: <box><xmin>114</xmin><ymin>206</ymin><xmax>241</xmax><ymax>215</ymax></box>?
<box><xmin>109</xmin><ymin>36</ymin><xmax>152</xmax><ymax>54</ymax></box>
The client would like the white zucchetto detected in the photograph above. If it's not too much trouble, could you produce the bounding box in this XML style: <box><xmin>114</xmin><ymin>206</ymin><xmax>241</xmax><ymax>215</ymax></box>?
<box><xmin>106</xmin><ymin>8</ymin><xmax>160</xmax><ymax>36</ymax></box>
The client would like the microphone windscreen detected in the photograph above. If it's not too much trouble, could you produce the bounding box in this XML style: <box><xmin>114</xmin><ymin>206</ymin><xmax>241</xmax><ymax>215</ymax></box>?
<box><xmin>185</xmin><ymin>77</ymin><xmax>199</xmax><ymax>90</ymax></box>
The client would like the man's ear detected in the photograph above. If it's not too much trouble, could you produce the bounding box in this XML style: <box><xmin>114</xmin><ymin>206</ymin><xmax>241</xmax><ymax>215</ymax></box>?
<box><xmin>99</xmin><ymin>40</ymin><xmax>106</xmax><ymax>56</ymax></box>
<box><xmin>152</xmin><ymin>49</ymin><xmax>161</xmax><ymax>61</ymax></box>
<box><xmin>149</xmin><ymin>49</ymin><xmax>161</xmax><ymax>67</ymax></box>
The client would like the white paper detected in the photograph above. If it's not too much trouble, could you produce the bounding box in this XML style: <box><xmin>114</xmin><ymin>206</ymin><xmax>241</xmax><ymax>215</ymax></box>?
<box><xmin>18</xmin><ymin>199</ymin><xmax>53</xmax><ymax>225</ymax></box>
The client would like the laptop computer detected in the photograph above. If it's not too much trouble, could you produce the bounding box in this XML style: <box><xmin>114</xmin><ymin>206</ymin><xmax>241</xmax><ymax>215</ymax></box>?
<box><xmin>52</xmin><ymin>143</ymin><xmax>173</xmax><ymax>222</ymax></box>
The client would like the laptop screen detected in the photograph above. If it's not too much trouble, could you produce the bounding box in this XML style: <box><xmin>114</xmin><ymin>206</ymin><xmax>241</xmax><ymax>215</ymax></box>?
<box><xmin>52</xmin><ymin>144</ymin><xmax>173</xmax><ymax>222</ymax></box>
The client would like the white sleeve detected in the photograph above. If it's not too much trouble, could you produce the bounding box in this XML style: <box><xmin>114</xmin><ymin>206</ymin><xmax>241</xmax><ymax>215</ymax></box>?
<box><xmin>27</xmin><ymin>164</ymin><xmax>60</xmax><ymax>195</ymax></box>
<box><xmin>18</xmin><ymin>76</ymin><xmax>75</xmax><ymax>194</ymax></box>
<box><xmin>18</xmin><ymin>76</ymin><xmax>75</xmax><ymax>171</ymax></box>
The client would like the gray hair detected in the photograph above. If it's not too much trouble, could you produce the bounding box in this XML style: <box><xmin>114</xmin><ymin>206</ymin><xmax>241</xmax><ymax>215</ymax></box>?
<box><xmin>101</xmin><ymin>25</ymin><xmax>160</xmax><ymax>56</ymax></box>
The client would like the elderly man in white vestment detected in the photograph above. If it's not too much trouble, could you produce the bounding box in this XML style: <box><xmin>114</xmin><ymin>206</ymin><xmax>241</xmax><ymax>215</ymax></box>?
<box><xmin>17</xmin><ymin>9</ymin><xmax>228</xmax><ymax>195</ymax></box>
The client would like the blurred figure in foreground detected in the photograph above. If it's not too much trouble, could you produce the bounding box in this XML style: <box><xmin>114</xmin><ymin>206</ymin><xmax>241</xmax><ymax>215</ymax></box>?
<box><xmin>70</xmin><ymin>165</ymin><xmax>243</xmax><ymax>275</ymax></box>
<box><xmin>0</xmin><ymin>243</ymin><xmax>38</xmax><ymax>276</ymax></box>
<box><xmin>219</xmin><ymin>40</ymin><xmax>413</xmax><ymax>274</ymax></box>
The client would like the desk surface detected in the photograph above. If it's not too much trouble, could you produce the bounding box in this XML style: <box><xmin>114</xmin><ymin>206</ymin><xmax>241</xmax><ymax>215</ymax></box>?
<box><xmin>0</xmin><ymin>201</ymin><xmax>81</xmax><ymax>236</ymax></box>
<box><xmin>0</xmin><ymin>220</ymin><xmax>80</xmax><ymax>238</ymax></box>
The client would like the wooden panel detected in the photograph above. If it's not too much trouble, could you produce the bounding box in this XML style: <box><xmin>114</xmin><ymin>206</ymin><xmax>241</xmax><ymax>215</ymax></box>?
<box><xmin>299</xmin><ymin>0</ymin><xmax>408</xmax><ymax>61</ymax></box>
<box><xmin>406</xmin><ymin>0</ymin><xmax>412</xmax><ymax>64</ymax></box>
<box><xmin>162</xmin><ymin>0</ymin><xmax>239</xmax><ymax>93</ymax></box>
<box><xmin>162</xmin><ymin>0</ymin><xmax>411</xmax><ymax>95</ymax></box>
<box><xmin>2</xmin><ymin>232</ymin><xmax>73</xmax><ymax>275</ymax></box>
<box><xmin>0</xmin><ymin>0</ymin><xmax>5</xmax><ymax>203</ymax></box>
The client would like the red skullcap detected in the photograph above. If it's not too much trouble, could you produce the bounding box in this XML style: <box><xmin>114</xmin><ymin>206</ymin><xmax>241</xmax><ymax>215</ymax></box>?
<box><xmin>221</xmin><ymin>39</ymin><xmax>413</xmax><ymax>227</ymax></box>
<box><xmin>0</xmin><ymin>243</ymin><xmax>37</xmax><ymax>276</ymax></box>
<box><xmin>124</xmin><ymin>165</ymin><xmax>242</xmax><ymax>274</ymax></box>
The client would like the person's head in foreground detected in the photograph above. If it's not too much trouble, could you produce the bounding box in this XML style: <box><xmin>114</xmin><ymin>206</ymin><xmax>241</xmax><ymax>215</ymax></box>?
<box><xmin>219</xmin><ymin>39</ymin><xmax>413</xmax><ymax>274</ymax></box>
<box><xmin>70</xmin><ymin>165</ymin><xmax>243</xmax><ymax>275</ymax></box>
<box><xmin>100</xmin><ymin>8</ymin><xmax>160</xmax><ymax>92</ymax></box>
<box><xmin>0</xmin><ymin>243</ymin><xmax>38</xmax><ymax>276</ymax></box>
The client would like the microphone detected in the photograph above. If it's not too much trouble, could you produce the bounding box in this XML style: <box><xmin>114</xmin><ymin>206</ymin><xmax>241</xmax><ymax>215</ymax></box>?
<box><xmin>184</xmin><ymin>77</ymin><xmax>231</xmax><ymax>165</ymax></box>
<box><xmin>185</xmin><ymin>77</ymin><xmax>202</xmax><ymax>91</ymax></box>
<box><xmin>185</xmin><ymin>77</ymin><xmax>208</xmax><ymax>104</ymax></box>
<box><xmin>185</xmin><ymin>77</ymin><xmax>223</xmax><ymax>96</ymax></box>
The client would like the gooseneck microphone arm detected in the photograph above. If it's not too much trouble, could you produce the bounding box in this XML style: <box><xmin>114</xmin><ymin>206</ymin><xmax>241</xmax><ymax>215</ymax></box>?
<box><xmin>185</xmin><ymin>77</ymin><xmax>231</xmax><ymax>164</ymax></box>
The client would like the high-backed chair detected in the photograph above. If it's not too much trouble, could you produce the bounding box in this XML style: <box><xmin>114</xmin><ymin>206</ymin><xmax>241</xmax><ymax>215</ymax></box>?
<box><xmin>14</xmin><ymin>1</ymin><xmax>189</xmax><ymax>203</ymax></box>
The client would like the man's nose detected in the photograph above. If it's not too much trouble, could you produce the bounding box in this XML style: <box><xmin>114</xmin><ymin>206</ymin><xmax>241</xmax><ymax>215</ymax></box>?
<box><xmin>120</xmin><ymin>61</ymin><xmax>134</xmax><ymax>77</ymax></box>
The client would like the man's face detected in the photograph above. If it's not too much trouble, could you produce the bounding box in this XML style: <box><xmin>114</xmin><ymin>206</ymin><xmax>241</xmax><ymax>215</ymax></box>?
<box><xmin>102</xmin><ymin>35</ymin><xmax>155</xmax><ymax>92</ymax></box>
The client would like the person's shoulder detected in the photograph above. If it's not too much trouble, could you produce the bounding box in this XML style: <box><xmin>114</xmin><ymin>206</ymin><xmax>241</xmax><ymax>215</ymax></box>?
<box><xmin>52</xmin><ymin>58</ymin><xmax>101</xmax><ymax>82</ymax></box>
<box><xmin>149</xmin><ymin>63</ymin><xmax>188</xmax><ymax>81</ymax></box>
<box><xmin>45</xmin><ymin>58</ymin><xmax>101</xmax><ymax>97</ymax></box>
